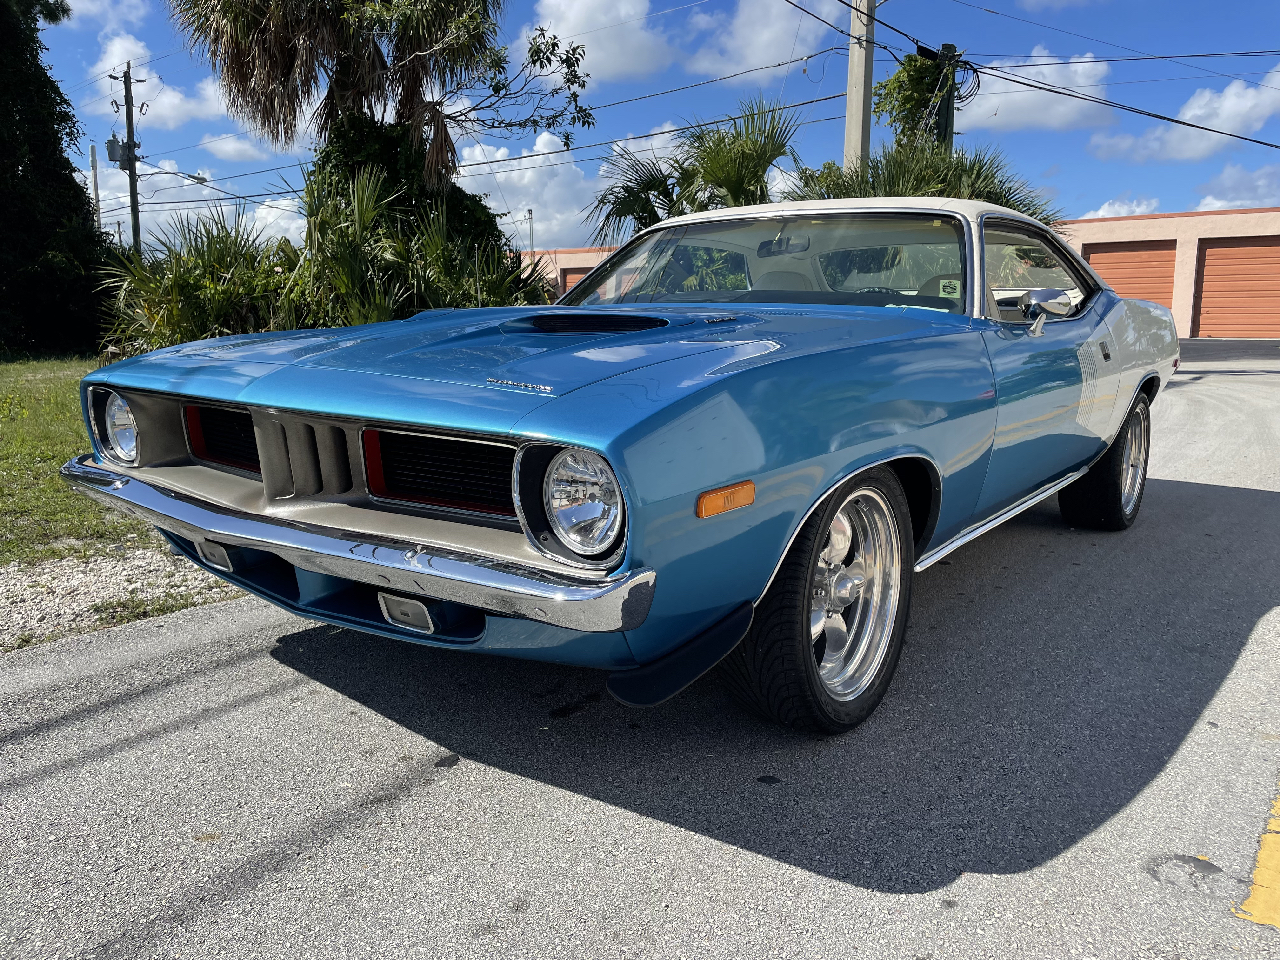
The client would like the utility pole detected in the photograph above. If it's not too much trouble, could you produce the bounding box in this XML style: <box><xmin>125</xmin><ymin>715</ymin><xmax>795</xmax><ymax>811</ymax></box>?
<box><xmin>527</xmin><ymin>208</ymin><xmax>534</xmax><ymax>256</ymax></box>
<box><xmin>937</xmin><ymin>44</ymin><xmax>958</xmax><ymax>154</ymax></box>
<box><xmin>90</xmin><ymin>144</ymin><xmax>102</xmax><ymax>232</ymax></box>
<box><xmin>843</xmin><ymin>0</ymin><xmax>876</xmax><ymax>170</ymax></box>
<box><xmin>108</xmin><ymin>62</ymin><xmax>145</xmax><ymax>255</ymax></box>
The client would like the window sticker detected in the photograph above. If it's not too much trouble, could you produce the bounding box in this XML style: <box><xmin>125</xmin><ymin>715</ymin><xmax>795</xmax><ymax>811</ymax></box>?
<box><xmin>939</xmin><ymin>279</ymin><xmax>961</xmax><ymax>298</ymax></box>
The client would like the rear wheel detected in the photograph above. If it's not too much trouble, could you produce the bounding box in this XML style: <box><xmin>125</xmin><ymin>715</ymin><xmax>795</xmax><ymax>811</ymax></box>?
<box><xmin>1059</xmin><ymin>392</ymin><xmax>1151</xmax><ymax>531</ymax></box>
<box><xmin>720</xmin><ymin>467</ymin><xmax>914</xmax><ymax>733</ymax></box>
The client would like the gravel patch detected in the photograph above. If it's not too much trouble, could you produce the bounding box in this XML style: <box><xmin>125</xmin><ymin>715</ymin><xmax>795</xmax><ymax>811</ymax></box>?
<box><xmin>1</xmin><ymin>544</ymin><xmax>241</xmax><ymax>652</ymax></box>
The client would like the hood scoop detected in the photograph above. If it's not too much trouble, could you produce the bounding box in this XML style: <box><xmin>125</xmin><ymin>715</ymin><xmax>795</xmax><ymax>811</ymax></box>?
<box><xmin>505</xmin><ymin>314</ymin><xmax>670</xmax><ymax>334</ymax></box>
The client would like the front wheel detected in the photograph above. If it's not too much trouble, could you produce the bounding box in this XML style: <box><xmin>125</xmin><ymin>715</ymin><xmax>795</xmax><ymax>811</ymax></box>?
<box><xmin>719</xmin><ymin>467</ymin><xmax>914</xmax><ymax>733</ymax></box>
<box><xmin>1059</xmin><ymin>392</ymin><xmax>1151</xmax><ymax>531</ymax></box>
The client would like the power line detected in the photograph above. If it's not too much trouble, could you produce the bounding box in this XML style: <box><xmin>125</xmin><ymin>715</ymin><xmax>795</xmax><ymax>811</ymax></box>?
<box><xmin>978</xmin><ymin>49</ymin><xmax>1280</xmax><ymax>66</ymax></box>
<box><xmin>947</xmin><ymin>0</ymin><xmax>1280</xmax><ymax>94</ymax></box>
<box><xmin>972</xmin><ymin>69</ymin><xmax>1279</xmax><ymax>94</ymax></box>
<box><xmin>973</xmin><ymin>64</ymin><xmax>1280</xmax><ymax>150</ymax></box>
<box><xmin>146</xmin><ymin>132</ymin><xmax>244</xmax><ymax>157</ymax></box>
<box><xmin>784</xmin><ymin>0</ymin><xmax>1280</xmax><ymax>153</ymax></box>
<box><xmin>455</xmin><ymin>113</ymin><xmax>848</xmax><ymax>181</ymax></box>
<box><xmin>100</xmin><ymin>189</ymin><xmax>301</xmax><ymax>215</ymax></box>
<box><xmin>64</xmin><ymin>50</ymin><xmax>184</xmax><ymax>96</ymax></box>
<box><xmin>821</xmin><ymin>0</ymin><xmax>928</xmax><ymax>47</ymax></box>
<box><xmin>135</xmin><ymin>166</ymin><xmax>305</xmax><ymax>202</ymax></box>
<box><xmin>136</xmin><ymin>159</ymin><xmax>267</xmax><ymax>204</ymax></box>
<box><xmin>454</xmin><ymin>92</ymin><xmax>847</xmax><ymax>171</ymax></box>
<box><xmin>587</xmin><ymin>46</ymin><xmax>847</xmax><ymax>111</ymax></box>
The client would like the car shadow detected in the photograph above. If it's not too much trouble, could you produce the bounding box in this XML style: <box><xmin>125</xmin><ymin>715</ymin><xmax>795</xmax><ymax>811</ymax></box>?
<box><xmin>270</xmin><ymin>477</ymin><xmax>1279</xmax><ymax>893</ymax></box>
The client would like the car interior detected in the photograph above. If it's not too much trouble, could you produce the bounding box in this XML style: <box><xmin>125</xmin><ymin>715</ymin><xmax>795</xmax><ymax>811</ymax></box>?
<box><xmin>564</xmin><ymin>213</ymin><xmax>972</xmax><ymax>313</ymax></box>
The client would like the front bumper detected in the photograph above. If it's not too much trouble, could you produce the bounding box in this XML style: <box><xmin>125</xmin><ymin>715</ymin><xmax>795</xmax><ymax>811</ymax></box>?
<box><xmin>61</xmin><ymin>455</ymin><xmax>655</xmax><ymax>633</ymax></box>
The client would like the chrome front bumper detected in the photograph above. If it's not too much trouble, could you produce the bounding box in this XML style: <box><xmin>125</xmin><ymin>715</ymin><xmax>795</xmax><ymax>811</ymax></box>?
<box><xmin>61</xmin><ymin>456</ymin><xmax>656</xmax><ymax>633</ymax></box>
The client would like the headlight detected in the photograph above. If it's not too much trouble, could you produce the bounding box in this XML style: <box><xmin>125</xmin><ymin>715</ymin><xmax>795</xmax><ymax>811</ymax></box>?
<box><xmin>104</xmin><ymin>391</ymin><xmax>138</xmax><ymax>463</ymax></box>
<box><xmin>543</xmin><ymin>448</ymin><xmax>623</xmax><ymax>556</ymax></box>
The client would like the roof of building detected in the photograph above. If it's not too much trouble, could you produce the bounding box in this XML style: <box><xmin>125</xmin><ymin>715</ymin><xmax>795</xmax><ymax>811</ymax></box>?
<box><xmin>1059</xmin><ymin>206</ymin><xmax>1280</xmax><ymax>225</ymax></box>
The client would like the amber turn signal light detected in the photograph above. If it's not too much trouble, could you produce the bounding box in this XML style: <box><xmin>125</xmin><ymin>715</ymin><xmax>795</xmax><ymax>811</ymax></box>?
<box><xmin>696</xmin><ymin>480</ymin><xmax>756</xmax><ymax>518</ymax></box>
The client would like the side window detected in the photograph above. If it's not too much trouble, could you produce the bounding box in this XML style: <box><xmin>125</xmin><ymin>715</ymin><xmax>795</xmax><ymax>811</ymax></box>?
<box><xmin>983</xmin><ymin>223</ymin><xmax>1094</xmax><ymax>321</ymax></box>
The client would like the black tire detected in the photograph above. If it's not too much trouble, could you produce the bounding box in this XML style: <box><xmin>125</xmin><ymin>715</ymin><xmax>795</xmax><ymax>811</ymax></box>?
<box><xmin>1058</xmin><ymin>392</ymin><xmax>1151</xmax><ymax>531</ymax></box>
<box><xmin>719</xmin><ymin>466</ymin><xmax>914</xmax><ymax>733</ymax></box>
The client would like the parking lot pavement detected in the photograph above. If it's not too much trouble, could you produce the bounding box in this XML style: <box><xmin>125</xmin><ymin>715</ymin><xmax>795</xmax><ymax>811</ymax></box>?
<box><xmin>2</xmin><ymin>350</ymin><xmax>1279</xmax><ymax>960</ymax></box>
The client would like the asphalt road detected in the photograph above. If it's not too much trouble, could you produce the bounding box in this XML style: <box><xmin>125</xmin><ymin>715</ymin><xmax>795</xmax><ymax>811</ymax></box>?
<box><xmin>3</xmin><ymin>345</ymin><xmax>1279</xmax><ymax>960</ymax></box>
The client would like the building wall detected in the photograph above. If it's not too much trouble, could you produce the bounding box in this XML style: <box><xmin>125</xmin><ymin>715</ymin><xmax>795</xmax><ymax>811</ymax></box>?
<box><xmin>522</xmin><ymin>247</ymin><xmax>618</xmax><ymax>299</ymax></box>
<box><xmin>1058</xmin><ymin>207</ymin><xmax>1280</xmax><ymax>338</ymax></box>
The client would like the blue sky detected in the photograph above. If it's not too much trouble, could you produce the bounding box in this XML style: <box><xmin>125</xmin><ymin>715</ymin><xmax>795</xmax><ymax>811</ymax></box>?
<box><xmin>43</xmin><ymin>0</ymin><xmax>1280</xmax><ymax>249</ymax></box>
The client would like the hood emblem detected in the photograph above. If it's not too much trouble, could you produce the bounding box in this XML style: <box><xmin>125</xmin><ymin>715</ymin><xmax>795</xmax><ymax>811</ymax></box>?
<box><xmin>486</xmin><ymin>377</ymin><xmax>553</xmax><ymax>393</ymax></box>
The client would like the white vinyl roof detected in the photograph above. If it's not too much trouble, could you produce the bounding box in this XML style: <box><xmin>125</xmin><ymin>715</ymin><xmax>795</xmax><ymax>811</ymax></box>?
<box><xmin>657</xmin><ymin>196</ymin><xmax>1041</xmax><ymax>230</ymax></box>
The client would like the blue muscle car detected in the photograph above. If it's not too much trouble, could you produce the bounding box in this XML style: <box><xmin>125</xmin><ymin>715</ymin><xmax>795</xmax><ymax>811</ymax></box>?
<box><xmin>63</xmin><ymin>198</ymin><xmax>1179</xmax><ymax>732</ymax></box>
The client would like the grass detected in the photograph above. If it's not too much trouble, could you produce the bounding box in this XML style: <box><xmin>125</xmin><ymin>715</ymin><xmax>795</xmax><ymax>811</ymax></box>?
<box><xmin>0</xmin><ymin>357</ymin><xmax>149</xmax><ymax>565</ymax></box>
<box><xmin>0</xmin><ymin>358</ymin><xmax>244</xmax><ymax>653</ymax></box>
<box><xmin>88</xmin><ymin>590</ymin><xmax>217</xmax><ymax>629</ymax></box>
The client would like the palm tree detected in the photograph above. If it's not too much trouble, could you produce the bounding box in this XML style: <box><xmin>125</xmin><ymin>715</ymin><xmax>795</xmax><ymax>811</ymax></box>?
<box><xmin>171</xmin><ymin>0</ymin><xmax>590</xmax><ymax>181</ymax></box>
<box><xmin>784</xmin><ymin>139</ymin><xmax>1063</xmax><ymax>225</ymax></box>
<box><xmin>587</xmin><ymin>97</ymin><xmax>799</xmax><ymax>245</ymax></box>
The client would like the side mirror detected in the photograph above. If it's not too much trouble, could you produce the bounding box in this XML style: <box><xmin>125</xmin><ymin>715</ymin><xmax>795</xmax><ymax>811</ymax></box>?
<box><xmin>1016</xmin><ymin>288</ymin><xmax>1073</xmax><ymax>336</ymax></box>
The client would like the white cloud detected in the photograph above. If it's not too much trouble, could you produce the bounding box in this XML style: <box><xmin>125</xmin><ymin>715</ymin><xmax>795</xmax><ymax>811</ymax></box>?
<box><xmin>1090</xmin><ymin>62</ymin><xmax>1280</xmax><ymax>162</ymax></box>
<box><xmin>961</xmin><ymin>46</ymin><xmax>1111</xmax><ymax>131</ymax></box>
<box><xmin>88</xmin><ymin>159</ymin><xmax>222</xmax><ymax>240</ymax></box>
<box><xmin>84</xmin><ymin>33</ymin><xmax>225</xmax><ymax>131</ymax></box>
<box><xmin>527</xmin><ymin>0</ymin><xmax>674</xmax><ymax>84</ymax></box>
<box><xmin>631</xmin><ymin>120</ymin><xmax>679</xmax><ymax>158</ymax></box>
<box><xmin>84</xmin><ymin>158</ymin><xmax>305</xmax><ymax>246</ymax></box>
<box><xmin>458</xmin><ymin>132</ymin><xmax>599</xmax><ymax>249</ymax></box>
<box><xmin>250</xmin><ymin>199</ymin><xmax>307</xmax><ymax>243</ymax></box>
<box><xmin>1078</xmin><ymin>196</ymin><xmax>1159</xmax><ymax>219</ymax></box>
<box><xmin>1195</xmin><ymin>163</ymin><xmax>1280</xmax><ymax>210</ymax></box>
<box><xmin>688</xmin><ymin>0</ymin><xmax>846</xmax><ymax>81</ymax></box>
<box><xmin>200</xmin><ymin>135</ymin><xmax>270</xmax><ymax>162</ymax></box>
<box><xmin>67</xmin><ymin>0</ymin><xmax>147</xmax><ymax>30</ymax></box>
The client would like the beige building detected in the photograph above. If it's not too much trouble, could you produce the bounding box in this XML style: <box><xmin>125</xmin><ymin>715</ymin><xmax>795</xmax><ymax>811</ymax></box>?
<box><xmin>1059</xmin><ymin>206</ymin><xmax>1280</xmax><ymax>339</ymax></box>
<box><xmin>523</xmin><ymin>246</ymin><xmax>617</xmax><ymax>298</ymax></box>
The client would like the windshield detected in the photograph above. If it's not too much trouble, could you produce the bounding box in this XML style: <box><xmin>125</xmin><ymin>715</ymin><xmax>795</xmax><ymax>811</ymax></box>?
<box><xmin>560</xmin><ymin>213</ymin><xmax>968</xmax><ymax>312</ymax></box>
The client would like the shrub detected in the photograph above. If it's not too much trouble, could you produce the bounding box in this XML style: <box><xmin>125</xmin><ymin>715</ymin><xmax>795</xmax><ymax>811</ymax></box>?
<box><xmin>101</xmin><ymin>168</ymin><xmax>554</xmax><ymax>356</ymax></box>
<box><xmin>783</xmin><ymin>139</ymin><xmax>1063</xmax><ymax>225</ymax></box>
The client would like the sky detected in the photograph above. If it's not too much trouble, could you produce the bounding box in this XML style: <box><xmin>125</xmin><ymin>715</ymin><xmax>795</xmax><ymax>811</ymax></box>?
<box><xmin>42</xmin><ymin>0</ymin><xmax>1280</xmax><ymax>251</ymax></box>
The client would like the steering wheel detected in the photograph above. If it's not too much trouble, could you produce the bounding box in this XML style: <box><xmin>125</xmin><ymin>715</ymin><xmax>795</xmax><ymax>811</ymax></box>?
<box><xmin>849</xmin><ymin>286</ymin><xmax>900</xmax><ymax>295</ymax></box>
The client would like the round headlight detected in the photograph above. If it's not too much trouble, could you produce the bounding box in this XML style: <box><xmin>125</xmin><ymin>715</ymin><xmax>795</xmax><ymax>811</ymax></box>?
<box><xmin>543</xmin><ymin>448</ymin><xmax>623</xmax><ymax>556</ymax></box>
<box><xmin>104</xmin><ymin>391</ymin><xmax>138</xmax><ymax>463</ymax></box>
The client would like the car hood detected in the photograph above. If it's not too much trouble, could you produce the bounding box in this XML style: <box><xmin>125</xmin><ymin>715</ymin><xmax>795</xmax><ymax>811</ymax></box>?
<box><xmin>90</xmin><ymin>303</ymin><xmax>966</xmax><ymax>433</ymax></box>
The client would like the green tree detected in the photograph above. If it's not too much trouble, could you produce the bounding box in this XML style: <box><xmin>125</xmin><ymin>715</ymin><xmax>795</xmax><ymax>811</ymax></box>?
<box><xmin>587</xmin><ymin>97</ymin><xmax>799</xmax><ymax>245</ymax></box>
<box><xmin>0</xmin><ymin>0</ymin><xmax>109</xmax><ymax>356</ymax></box>
<box><xmin>784</xmin><ymin>139</ymin><xmax>1063</xmax><ymax>225</ymax></box>
<box><xmin>172</xmin><ymin>0</ymin><xmax>593</xmax><ymax>183</ymax></box>
<box><xmin>315</xmin><ymin>112</ymin><xmax>506</xmax><ymax>251</ymax></box>
<box><xmin>871</xmin><ymin>50</ymin><xmax>958</xmax><ymax>145</ymax></box>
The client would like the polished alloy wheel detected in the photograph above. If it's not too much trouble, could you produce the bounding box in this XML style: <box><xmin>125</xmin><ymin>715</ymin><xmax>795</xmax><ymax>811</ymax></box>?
<box><xmin>1120</xmin><ymin>401</ymin><xmax>1149</xmax><ymax>515</ymax></box>
<box><xmin>808</xmin><ymin>487</ymin><xmax>903</xmax><ymax>701</ymax></box>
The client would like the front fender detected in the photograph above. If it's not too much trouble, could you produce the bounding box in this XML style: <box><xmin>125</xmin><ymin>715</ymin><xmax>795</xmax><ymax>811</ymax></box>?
<box><xmin>517</xmin><ymin>332</ymin><xmax>997</xmax><ymax>664</ymax></box>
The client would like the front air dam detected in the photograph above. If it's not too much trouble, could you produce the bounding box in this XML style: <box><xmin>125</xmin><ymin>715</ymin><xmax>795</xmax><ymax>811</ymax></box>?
<box><xmin>607</xmin><ymin>603</ymin><xmax>754</xmax><ymax>707</ymax></box>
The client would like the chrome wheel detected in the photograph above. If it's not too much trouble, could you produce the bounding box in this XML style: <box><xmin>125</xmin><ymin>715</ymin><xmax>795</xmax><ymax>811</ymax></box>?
<box><xmin>809</xmin><ymin>487</ymin><xmax>903</xmax><ymax>701</ymax></box>
<box><xmin>1120</xmin><ymin>402</ymin><xmax>1149</xmax><ymax>515</ymax></box>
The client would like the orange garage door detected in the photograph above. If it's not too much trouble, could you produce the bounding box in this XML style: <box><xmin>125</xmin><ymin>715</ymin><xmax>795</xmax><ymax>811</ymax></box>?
<box><xmin>1194</xmin><ymin>236</ymin><xmax>1280</xmax><ymax>338</ymax></box>
<box><xmin>560</xmin><ymin>267</ymin><xmax>593</xmax><ymax>296</ymax></box>
<box><xmin>1082</xmin><ymin>240</ymin><xmax>1177</xmax><ymax>308</ymax></box>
